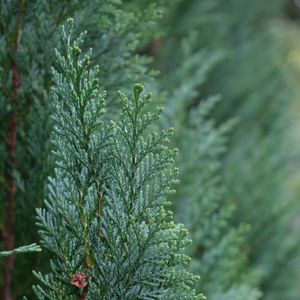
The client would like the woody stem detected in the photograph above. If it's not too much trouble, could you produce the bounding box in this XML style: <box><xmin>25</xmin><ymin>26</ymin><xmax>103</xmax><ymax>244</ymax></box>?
<box><xmin>80</xmin><ymin>286</ymin><xmax>88</xmax><ymax>300</ymax></box>
<box><xmin>2</xmin><ymin>1</ymin><xmax>25</xmax><ymax>300</ymax></box>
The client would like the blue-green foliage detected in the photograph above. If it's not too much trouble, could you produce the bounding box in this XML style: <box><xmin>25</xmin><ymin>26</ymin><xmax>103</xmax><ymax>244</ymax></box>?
<box><xmin>225</xmin><ymin>117</ymin><xmax>300</xmax><ymax>300</ymax></box>
<box><xmin>0</xmin><ymin>0</ymin><xmax>166</xmax><ymax>296</ymax></box>
<box><xmin>33</xmin><ymin>19</ymin><xmax>203</xmax><ymax>300</ymax></box>
<box><xmin>0</xmin><ymin>244</ymin><xmax>41</xmax><ymax>258</ymax></box>
<box><xmin>192</xmin><ymin>3</ymin><xmax>300</xmax><ymax>299</ymax></box>
<box><xmin>159</xmin><ymin>1</ymin><xmax>300</xmax><ymax>299</ymax></box>
<box><xmin>154</xmin><ymin>11</ymin><xmax>261</xmax><ymax>299</ymax></box>
<box><xmin>174</xmin><ymin>99</ymin><xmax>261</xmax><ymax>300</ymax></box>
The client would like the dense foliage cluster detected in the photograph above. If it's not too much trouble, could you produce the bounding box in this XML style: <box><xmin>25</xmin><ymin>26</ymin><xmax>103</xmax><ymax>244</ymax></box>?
<box><xmin>31</xmin><ymin>20</ymin><xmax>202</xmax><ymax>299</ymax></box>
<box><xmin>1</xmin><ymin>1</ymin><xmax>300</xmax><ymax>300</ymax></box>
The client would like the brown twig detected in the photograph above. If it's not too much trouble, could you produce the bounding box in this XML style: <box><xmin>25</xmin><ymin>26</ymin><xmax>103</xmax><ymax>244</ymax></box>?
<box><xmin>2</xmin><ymin>1</ymin><xmax>25</xmax><ymax>300</ymax></box>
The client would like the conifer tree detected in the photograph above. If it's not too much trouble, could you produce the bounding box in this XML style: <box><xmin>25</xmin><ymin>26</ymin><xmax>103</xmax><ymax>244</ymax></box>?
<box><xmin>173</xmin><ymin>99</ymin><xmax>259</xmax><ymax>300</ymax></box>
<box><xmin>152</xmin><ymin>23</ymin><xmax>261</xmax><ymax>299</ymax></box>
<box><xmin>158</xmin><ymin>1</ymin><xmax>300</xmax><ymax>299</ymax></box>
<box><xmin>32</xmin><ymin>19</ymin><xmax>203</xmax><ymax>300</ymax></box>
<box><xmin>0</xmin><ymin>1</ymin><xmax>165</xmax><ymax>297</ymax></box>
<box><xmin>194</xmin><ymin>3</ymin><xmax>300</xmax><ymax>299</ymax></box>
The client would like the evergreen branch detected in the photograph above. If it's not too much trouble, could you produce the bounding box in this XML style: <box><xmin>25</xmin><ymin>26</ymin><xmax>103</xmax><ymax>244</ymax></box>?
<box><xmin>33</xmin><ymin>18</ymin><xmax>203</xmax><ymax>300</ymax></box>
<box><xmin>0</xmin><ymin>243</ymin><xmax>41</xmax><ymax>258</ymax></box>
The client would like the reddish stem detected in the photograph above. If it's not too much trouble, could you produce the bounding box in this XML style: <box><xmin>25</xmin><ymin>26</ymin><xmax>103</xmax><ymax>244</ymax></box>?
<box><xmin>80</xmin><ymin>286</ymin><xmax>88</xmax><ymax>300</ymax></box>
<box><xmin>3</xmin><ymin>63</ymin><xmax>19</xmax><ymax>300</ymax></box>
<box><xmin>2</xmin><ymin>1</ymin><xmax>24</xmax><ymax>299</ymax></box>
<box><xmin>147</xmin><ymin>37</ymin><xmax>163</xmax><ymax>57</ymax></box>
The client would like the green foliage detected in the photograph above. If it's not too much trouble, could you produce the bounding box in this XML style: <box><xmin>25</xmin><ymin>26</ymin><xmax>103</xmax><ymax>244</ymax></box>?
<box><xmin>0</xmin><ymin>0</ymin><xmax>166</xmax><ymax>297</ymax></box>
<box><xmin>1</xmin><ymin>1</ymin><xmax>300</xmax><ymax>299</ymax></box>
<box><xmin>0</xmin><ymin>244</ymin><xmax>41</xmax><ymax>258</ymax></box>
<box><xmin>152</xmin><ymin>16</ymin><xmax>262</xmax><ymax>299</ymax></box>
<box><xmin>159</xmin><ymin>1</ymin><xmax>300</xmax><ymax>299</ymax></box>
<box><xmin>174</xmin><ymin>99</ymin><xmax>243</xmax><ymax>293</ymax></box>
<box><xmin>33</xmin><ymin>20</ymin><xmax>203</xmax><ymax>300</ymax></box>
<box><xmin>225</xmin><ymin>118</ymin><xmax>300</xmax><ymax>300</ymax></box>
<box><xmin>209</xmin><ymin>285</ymin><xmax>262</xmax><ymax>300</ymax></box>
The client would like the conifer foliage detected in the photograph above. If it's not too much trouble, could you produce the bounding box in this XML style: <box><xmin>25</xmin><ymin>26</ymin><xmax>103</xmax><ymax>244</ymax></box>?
<box><xmin>1</xmin><ymin>1</ymin><xmax>166</xmax><ymax>297</ymax></box>
<box><xmin>154</xmin><ymin>19</ymin><xmax>261</xmax><ymax>299</ymax></box>
<box><xmin>173</xmin><ymin>99</ymin><xmax>261</xmax><ymax>300</ymax></box>
<box><xmin>157</xmin><ymin>1</ymin><xmax>300</xmax><ymax>299</ymax></box>
<box><xmin>33</xmin><ymin>19</ymin><xmax>203</xmax><ymax>300</ymax></box>
<box><xmin>0</xmin><ymin>244</ymin><xmax>41</xmax><ymax>258</ymax></box>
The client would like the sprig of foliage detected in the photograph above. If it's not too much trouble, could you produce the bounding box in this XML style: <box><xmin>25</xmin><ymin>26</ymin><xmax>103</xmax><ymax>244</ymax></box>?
<box><xmin>0</xmin><ymin>244</ymin><xmax>41</xmax><ymax>258</ymax></box>
<box><xmin>33</xmin><ymin>19</ymin><xmax>204</xmax><ymax>300</ymax></box>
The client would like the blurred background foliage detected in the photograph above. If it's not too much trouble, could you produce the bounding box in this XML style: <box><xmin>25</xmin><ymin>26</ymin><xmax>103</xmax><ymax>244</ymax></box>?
<box><xmin>156</xmin><ymin>1</ymin><xmax>300</xmax><ymax>299</ymax></box>
<box><xmin>2</xmin><ymin>0</ymin><xmax>300</xmax><ymax>299</ymax></box>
